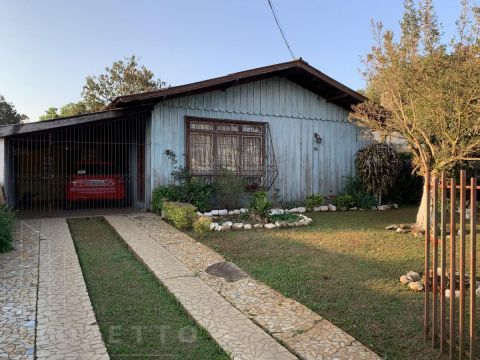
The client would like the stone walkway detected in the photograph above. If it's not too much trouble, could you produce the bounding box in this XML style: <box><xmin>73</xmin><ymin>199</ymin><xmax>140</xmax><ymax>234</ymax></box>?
<box><xmin>107</xmin><ymin>213</ymin><xmax>382</xmax><ymax>360</ymax></box>
<box><xmin>1</xmin><ymin>222</ymin><xmax>39</xmax><ymax>360</ymax></box>
<box><xmin>106</xmin><ymin>215</ymin><xmax>295</xmax><ymax>360</ymax></box>
<box><xmin>1</xmin><ymin>219</ymin><xmax>109</xmax><ymax>360</ymax></box>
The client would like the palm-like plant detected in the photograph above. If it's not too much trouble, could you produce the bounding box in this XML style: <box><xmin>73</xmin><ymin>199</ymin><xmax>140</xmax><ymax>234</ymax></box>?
<box><xmin>355</xmin><ymin>143</ymin><xmax>401</xmax><ymax>205</ymax></box>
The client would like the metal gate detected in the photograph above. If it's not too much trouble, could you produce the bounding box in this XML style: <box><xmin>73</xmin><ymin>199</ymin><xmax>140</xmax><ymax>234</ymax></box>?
<box><xmin>424</xmin><ymin>170</ymin><xmax>479</xmax><ymax>359</ymax></box>
<box><xmin>5</xmin><ymin>113</ymin><xmax>149</xmax><ymax>214</ymax></box>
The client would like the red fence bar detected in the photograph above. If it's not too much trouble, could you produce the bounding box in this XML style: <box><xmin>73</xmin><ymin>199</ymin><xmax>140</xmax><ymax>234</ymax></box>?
<box><xmin>449</xmin><ymin>177</ymin><xmax>457</xmax><ymax>360</ymax></box>
<box><xmin>425</xmin><ymin>171</ymin><xmax>431</xmax><ymax>340</ymax></box>
<box><xmin>459</xmin><ymin>170</ymin><xmax>467</xmax><ymax>360</ymax></box>
<box><xmin>470</xmin><ymin>177</ymin><xmax>477</xmax><ymax>359</ymax></box>
<box><xmin>440</xmin><ymin>171</ymin><xmax>447</xmax><ymax>353</ymax></box>
<box><xmin>432</xmin><ymin>176</ymin><xmax>439</xmax><ymax>347</ymax></box>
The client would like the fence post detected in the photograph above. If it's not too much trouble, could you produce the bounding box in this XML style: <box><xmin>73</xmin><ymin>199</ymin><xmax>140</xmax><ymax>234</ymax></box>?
<box><xmin>432</xmin><ymin>176</ymin><xmax>439</xmax><ymax>347</ymax></box>
<box><xmin>440</xmin><ymin>171</ymin><xmax>447</xmax><ymax>353</ymax></box>
<box><xmin>469</xmin><ymin>177</ymin><xmax>477</xmax><ymax>360</ymax></box>
<box><xmin>424</xmin><ymin>171</ymin><xmax>431</xmax><ymax>340</ymax></box>
<box><xmin>450</xmin><ymin>177</ymin><xmax>457</xmax><ymax>360</ymax></box>
<box><xmin>459</xmin><ymin>170</ymin><xmax>467</xmax><ymax>360</ymax></box>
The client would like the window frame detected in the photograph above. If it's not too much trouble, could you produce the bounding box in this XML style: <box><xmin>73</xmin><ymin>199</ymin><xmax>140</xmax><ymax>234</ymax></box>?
<box><xmin>184</xmin><ymin>116</ymin><xmax>266</xmax><ymax>179</ymax></box>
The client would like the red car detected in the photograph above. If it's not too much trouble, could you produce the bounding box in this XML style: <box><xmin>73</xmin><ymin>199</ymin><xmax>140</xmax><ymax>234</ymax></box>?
<box><xmin>65</xmin><ymin>161</ymin><xmax>126</xmax><ymax>207</ymax></box>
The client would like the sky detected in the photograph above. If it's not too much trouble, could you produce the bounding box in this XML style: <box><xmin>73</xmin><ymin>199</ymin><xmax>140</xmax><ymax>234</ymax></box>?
<box><xmin>0</xmin><ymin>0</ymin><xmax>465</xmax><ymax>122</ymax></box>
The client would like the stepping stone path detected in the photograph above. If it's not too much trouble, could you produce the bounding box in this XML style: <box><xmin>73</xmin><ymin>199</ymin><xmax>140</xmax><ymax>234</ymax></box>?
<box><xmin>107</xmin><ymin>213</ymin><xmax>382</xmax><ymax>360</ymax></box>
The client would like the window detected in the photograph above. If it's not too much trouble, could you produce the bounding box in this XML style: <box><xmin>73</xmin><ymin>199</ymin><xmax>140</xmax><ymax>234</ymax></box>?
<box><xmin>186</xmin><ymin>118</ymin><xmax>265</xmax><ymax>183</ymax></box>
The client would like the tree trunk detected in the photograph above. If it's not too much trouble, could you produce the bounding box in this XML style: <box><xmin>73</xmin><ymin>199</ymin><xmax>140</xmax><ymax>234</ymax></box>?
<box><xmin>413</xmin><ymin>181</ymin><xmax>428</xmax><ymax>232</ymax></box>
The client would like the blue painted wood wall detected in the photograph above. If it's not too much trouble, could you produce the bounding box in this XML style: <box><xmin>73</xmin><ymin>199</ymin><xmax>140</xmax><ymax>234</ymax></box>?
<box><xmin>150</xmin><ymin>76</ymin><xmax>369</xmax><ymax>204</ymax></box>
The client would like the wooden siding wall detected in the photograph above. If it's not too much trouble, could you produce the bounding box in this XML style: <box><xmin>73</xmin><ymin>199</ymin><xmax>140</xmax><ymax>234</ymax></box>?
<box><xmin>150</xmin><ymin>77</ymin><xmax>369</xmax><ymax>203</ymax></box>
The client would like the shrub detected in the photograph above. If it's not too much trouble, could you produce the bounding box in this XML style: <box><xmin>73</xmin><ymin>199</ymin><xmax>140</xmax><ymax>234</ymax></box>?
<box><xmin>385</xmin><ymin>153</ymin><xmax>423</xmax><ymax>205</ymax></box>
<box><xmin>0</xmin><ymin>204</ymin><xmax>15</xmax><ymax>253</ymax></box>
<box><xmin>249</xmin><ymin>191</ymin><xmax>272</xmax><ymax>223</ymax></box>
<box><xmin>163</xmin><ymin>201</ymin><xmax>197</xmax><ymax>230</ymax></box>
<box><xmin>212</xmin><ymin>168</ymin><xmax>245</xmax><ymax>209</ymax></box>
<box><xmin>269</xmin><ymin>213</ymin><xmax>302</xmax><ymax>223</ymax></box>
<box><xmin>304</xmin><ymin>194</ymin><xmax>324</xmax><ymax>209</ymax></box>
<box><xmin>152</xmin><ymin>185</ymin><xmax>179</xmax><ymax>214</ymax></box>
<box><xmin>193</xmin><ymin>217</ymin><xmax>212</xmax><ymax>238</ymax></box>
<box><xmin>355</xmin><ymin>143</ymin><xmax>401</xmax><ymax>204</ymax></box>
<box><xmin>344</xmin><ymin>177</ymin><xmax>377</xmax><ymax>209</ymax></box>
<box><xmin>332</xmin><ymin>194</ymin><xmax>355</xmax><ymax>210</ymax></box>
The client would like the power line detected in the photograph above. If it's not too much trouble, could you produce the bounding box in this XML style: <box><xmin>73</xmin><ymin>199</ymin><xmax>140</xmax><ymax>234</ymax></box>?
<box><xmin>267</xmin><ymin>0</ymin><xmax>296</xmax><ymax>60</ymax></box>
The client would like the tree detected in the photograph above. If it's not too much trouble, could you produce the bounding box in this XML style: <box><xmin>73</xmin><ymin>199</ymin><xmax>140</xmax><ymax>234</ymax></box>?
<box><xmin>349</xmin><ymin>0</ymin><xmax>480</xmax><ymax>230</ymax></box>
<box><xmin>355</xmin><ymin>143</ymin><xmax>401</xmax><ymax>205</ymax></box>
<box><xmin>0</xmin><ymin>95</ymin><xmax>28</xmax><ymax>125</ymax></box>
<box><xmin>39</xmin><ymin>102</ymin><xmax>88</xmax><ymax>120</ymax></box>
<box><xmin>81</xmin><ymin>55</ymin><xmax>166</xmax><ymax>111</ymax></box>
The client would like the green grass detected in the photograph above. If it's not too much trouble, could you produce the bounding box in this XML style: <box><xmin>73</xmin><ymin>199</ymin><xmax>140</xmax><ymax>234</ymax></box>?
<box><xmin>191</xmin><ymin>207</ymin><xmax>452</xmax><ymax>360</ymax></box>
<box><xmin>68</xmin><ymin>217</ymin><xmax>228</xmax><ymax>360</ymax></box>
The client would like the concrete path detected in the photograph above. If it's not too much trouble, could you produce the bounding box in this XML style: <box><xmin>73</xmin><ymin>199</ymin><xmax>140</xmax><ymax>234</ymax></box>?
<box><xmin>106</xmin><ymin>214</ymin><xmax>382</xmax><ymax>360</ymax></box>
<box><xmin>1</xmin><ymin>219</ymin><xmax>109</xmax><ymax>360</ymax></box>
<box><xmin>105</xmin><ymin>215</ymin><xmax>296</xmax><ymax>360</ymax></box>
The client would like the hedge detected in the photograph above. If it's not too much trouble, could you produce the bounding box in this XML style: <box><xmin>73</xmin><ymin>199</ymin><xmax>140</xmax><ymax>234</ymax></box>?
<box><xmin>163</xmin><ymin>201</ymin><xmax>197</xmax><ymax>230</ymax></box>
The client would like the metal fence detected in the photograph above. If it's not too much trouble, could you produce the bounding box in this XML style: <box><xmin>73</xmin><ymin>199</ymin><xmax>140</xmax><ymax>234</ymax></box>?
<box><xmin>424</xmin><ymin>170</ymin><xmax>479</xmax><ymax>359</ymax></box>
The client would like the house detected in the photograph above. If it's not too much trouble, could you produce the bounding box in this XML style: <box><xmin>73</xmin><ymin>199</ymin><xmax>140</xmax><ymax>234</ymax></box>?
<box><xmin>0</xmin><ymin>59</ymin><xmax>369</xmax><ymax>212</ymax></box>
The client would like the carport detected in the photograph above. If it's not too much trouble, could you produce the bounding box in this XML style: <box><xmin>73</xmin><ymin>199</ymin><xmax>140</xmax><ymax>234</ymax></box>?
<box><xmin>0</xmin><ymin>108</ymin><xmax>151</xmax><ymax>214</ymax></box>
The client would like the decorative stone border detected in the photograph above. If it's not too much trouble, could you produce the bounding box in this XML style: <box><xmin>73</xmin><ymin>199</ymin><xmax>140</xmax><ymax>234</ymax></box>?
<box><xmin>209</xmin><ymin>214</ymin><xmax>313</xmax><ymax>231</ymax></box>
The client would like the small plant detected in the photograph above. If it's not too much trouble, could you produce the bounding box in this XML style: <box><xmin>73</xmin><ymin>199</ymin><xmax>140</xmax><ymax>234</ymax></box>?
<box><xmin>249</xmin><ymin>191</ymin><xmax>272</xmax><ymax>223</ymax></box>
<box><xmin>304</xmin><ymin>194</ymin><xmax>324</xmax><ymax>209</ymax></box>
<box><xmin>0</xmin><ymin>204</ymin><xmax>15</xmax><ymax>253</ymax></box>
<box><xmin>332</xmin><ymin>194</ymin><xmax>355</xmax><ymax>210</ymax></box>
<box><xmin>193</xmin><ymin>217</ymin><xmax>212</xmax><ymax>238</ymax></box>
<box><xmin>212</xmin><ymin>168</ymin><xmax>245</xmax><ymax>209</ymax></box>
<box><xmin>269</xmin><ymin>213</ymin><xmax>302</xmax><ymax>223</ymax></box>
<box><xmin>344</xmin><ymin>177</ymin><xmax>377</xmax><ymax>209</ymax></box>
<box><xmin>152</xmin><ymin>185</ymin><xmax>179</xmax><ymax>213</ymax></box>
<box><xmin>163</xmin><ymin>201</ymin><xmax>197</xmax><ymax>230</ymax></box>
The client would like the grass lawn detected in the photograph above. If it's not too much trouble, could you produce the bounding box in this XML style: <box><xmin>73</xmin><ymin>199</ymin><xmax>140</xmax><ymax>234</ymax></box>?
<box><xmin>68</xmin><ymin>217</ymin><xmax>228</xmax><ymax>360</ymax></box>
<box><xmin>192</xmin><ymin>207</ymin><xmax>451</xmax><ymax>360</ymax></box>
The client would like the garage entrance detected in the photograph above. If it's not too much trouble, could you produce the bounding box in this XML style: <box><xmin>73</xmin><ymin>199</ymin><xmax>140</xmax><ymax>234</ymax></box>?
<box><xmin>5</xmin><ymin>112</ymin><xmax>150</xmax><ymax>213</ymax></box>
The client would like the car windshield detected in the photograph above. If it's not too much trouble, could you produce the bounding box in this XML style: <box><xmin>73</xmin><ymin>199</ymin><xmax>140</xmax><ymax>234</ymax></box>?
<box><xmin>74</xmin><ymin>163</ymin><xmax>115</xmax><ymax>175</ymax></box>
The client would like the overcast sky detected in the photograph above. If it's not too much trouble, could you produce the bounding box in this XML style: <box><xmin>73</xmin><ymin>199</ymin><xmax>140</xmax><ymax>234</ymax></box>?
<box><xmin>0</xmin><ymin>0</ymin><xmax>464</xmax><ymax>121</ymax></box>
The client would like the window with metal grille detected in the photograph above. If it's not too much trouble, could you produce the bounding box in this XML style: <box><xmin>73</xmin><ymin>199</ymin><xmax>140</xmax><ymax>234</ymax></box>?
<box><xmin>186</xmin><ymin>117</ymin><xmax>265</xmax><ymax>185</ymax></box>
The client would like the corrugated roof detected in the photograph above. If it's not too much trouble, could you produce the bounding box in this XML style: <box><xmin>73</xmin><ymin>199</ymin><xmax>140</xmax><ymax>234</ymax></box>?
<box><xmin>107</xmin><ymin>59</ymin><xmax>365</xmax><ymax>110</ymax></box>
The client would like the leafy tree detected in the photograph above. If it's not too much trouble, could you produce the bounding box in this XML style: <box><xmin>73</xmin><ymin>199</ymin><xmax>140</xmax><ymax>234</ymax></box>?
<box><xmin>349</xmin><ymin>0</ymin><xmax>480</xmax><ymax>229</ymax></box>
<box><xmin>0</xmin><ymin>95</ymin><xmax>28</xmax><ymax>125</ymax></box>
<box><xmin>39</xmin><ymin>102</ymin><xmax>88</xmax><ymax>120</ymax></box>
<box><xmin>81</xmin><ymin>55</ymin><xmax>166</xmax><ymax>111</ymax></box>
<box><xmin>40</xmin><ymin>55</ymin><xmax>165</xmax><ymax>120</ymax></box>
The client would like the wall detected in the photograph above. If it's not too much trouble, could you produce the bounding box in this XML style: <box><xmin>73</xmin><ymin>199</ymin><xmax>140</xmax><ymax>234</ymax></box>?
<box><xmin>150</xmin><ymin>77</ymin><xmax>369</xmax><ymax>203</ymax></box>
<box><xmin>0</xmin><ymin>138</ymin><xmax>4</xmax><ymax>186</ymax></box>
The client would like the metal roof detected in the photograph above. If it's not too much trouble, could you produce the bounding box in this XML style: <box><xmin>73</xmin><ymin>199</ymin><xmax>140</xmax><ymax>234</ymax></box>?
<box><xmin>107</xmin><ymin>59</ymin><xmax>366</xmax><ymax>110</ymax></box>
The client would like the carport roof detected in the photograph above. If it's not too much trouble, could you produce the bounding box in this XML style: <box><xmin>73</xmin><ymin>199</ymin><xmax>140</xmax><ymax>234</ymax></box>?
<box><xmin>0</xmin><ymin>107</ymin><xmax>151</xmax><ymax>138</ymax></box>
<box><xmin>107</xmin><ymin>59</ymin><xmax>366</xmax><ymax>111</ymax></box>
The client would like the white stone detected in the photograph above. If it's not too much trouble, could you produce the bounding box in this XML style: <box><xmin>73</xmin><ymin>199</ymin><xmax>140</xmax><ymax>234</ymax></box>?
<box><xmin>289</xmin><ymin>208</ymin><xmax>299</xmax><ymax>213</ymax></box>
<box><xmin>219</xmin><ymin>209</ymin><xmax>228</xmax><ymax>216</ymax></box>
<box><xmin>204</xmin><ymin>212</ymin><xmax>213</xmax><ymax>217</ymax></box>
<box><xmin>408</xmin><ymin>281</ymin><xmax>423</xmax><ymax>291</ymax></box>
<box><xmin>328</xmin><ymin>204</ymin><xmax>337</xmax><ymax>212</ymax></box>
<box><xmin>264</xmin><ymin>223</ymin><xmax>277</xmax><ymax>229</ymax></box>
<box><xmin>297</xmin><ymin>207</ymin><xmax>306</xmax><ymax>213</ymax></box>
<box><xmin>212</xmin><ymin>210</ymin><xmax>220</xmax><ymax>216</ymax></box>
<box><xmin>313</xmin><ymin>206</ymin><xmax>322</xmax><ymax>212</ymax></box>
<box><xmin>243</xmin><ymin>224</ymin><xmax>252</xmax><ymax>230</ymax></box>
<box><xmin>406</xmin><ymin>271</ymin><xmax>420</xmax><ymax>282</ymax></box>
<box><xmin>386</xmin><ymin>225</ymin><xmax>398</xmax><ymax>230</ymax></box>
<box><xmin>253</xmin><ymin>224</ymin><xmax>264</xmax><ymax>229</ymax></box>
<box><xmin>223</xmin><ymin>221</ymin><xmax>233</xmax><ymax>227</ymax></box>
<box><xmin>320</xmin><ymin>206</ymin><xmax>329</xmax><ymax>212</ymax></box>
<box><xmin>233</xmin><ymin>209</ymin><xmax>241</xmax><ymax>215</ymax></box>
<box><xmin>240</xmin><ymin>208</ymin><xmax>249</xmax><ymax>214</ymax></box>
<box><xmin>393</xmin><ymin>203</ymin><xmax>399</xmax><ymax>209</ymax></box>
<box><xmin>232</xmin><ymin>223</ymin><xmax>244</xmax><ymax>230</ymax></box>
<box><xmin>228</xmin><ymin>211</ymin><xmax>235</xmax><ymax>215</ymax></box>
<box><xmin>210</xmin><ymin>223</ymin><xmax>219</xmax><ymax>230</ymax></box>
<box><xmin>378</xmin><ymin>205</ymin><xmax>391</xmax><ymax>211</ymax></box>
<box><xmin>400</xmin><ymin>275</ymin><xmax>410</xmax><ymax>284</ymax></box>
<box><xmin>197</xmin><ymin>212</ymin><xmax>203</xmax><ymax>216</ymax></box>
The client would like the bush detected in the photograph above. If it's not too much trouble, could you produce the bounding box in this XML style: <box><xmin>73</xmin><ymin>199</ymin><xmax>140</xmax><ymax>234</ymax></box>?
<box><xmin>355</xmin><ymin>143</ymin><xmax>401</xmax><ymax>204</ymax></box>
<box><xmin>193</xmin><ymin>217</ymin><xmax>212</xmax><ymax>238</ymax></box>
<box><xmin>249</xmin><ymin>191</ymin><xmax>272</xmax><ymax>223</ymax></box>
<box><xmin>163</xmin><ymin>201</ymin><xmax>197</xmax><ymax>230</ymax></box>
<box><xmin>344</xmin><ymin>177</ymin><xmax>378</xmax><ymax>209</ymax></box>
<box><xmin>385</xmin><ymin>153</ymin><xmax>423</xmax><ymax>205</ymax></box>
<box><xmin>0</xmin><ymin>205</ymin><xmax>15</xmax><ymax>253</ymax></box>
<box><xmin>152</xmin><ymin>185</ymin><xmax>179</xmax><ymax>214</ymax></box>
<box><xmin>212</xmin><ymin>168</ymin><xmax>245</xmax><ymax>209</ymax></box>
<box><xmin>332</xmin><ymin>194</ymin><xmax>355</xmax><ymax>210</ymax></box>
<box><xmin>304</xmin><ymin>194</ymin><xmax>324</xmax><ymax>209</ymax></box>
